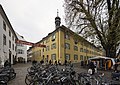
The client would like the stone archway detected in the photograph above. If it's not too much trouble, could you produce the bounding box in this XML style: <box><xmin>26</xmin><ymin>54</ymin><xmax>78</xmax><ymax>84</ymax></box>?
<box><xmin>18</xmin><ymin>57</ymin><xmax>24</xmax><ymax>63</ymax></box>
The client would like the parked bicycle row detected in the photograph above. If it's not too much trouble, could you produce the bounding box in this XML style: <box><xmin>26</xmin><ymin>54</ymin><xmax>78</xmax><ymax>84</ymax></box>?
<box><xmin>25</xmin><ymin>62</ymin><xmax>120</xmax><ymax>85</ymax></box>
<box><xmin>78</xmin><ymin>72</ymin><xmax>120</xmax><ymax>85</ymax></box>
<box><xmin>25</xmin><ymin>62</ymin><xmax>80</xmax><ymax>85</ymax></box>
<box><xmin>0</xmin><ymin>65</ymin><xmax>16</xmax><ymax>85</ymax></box>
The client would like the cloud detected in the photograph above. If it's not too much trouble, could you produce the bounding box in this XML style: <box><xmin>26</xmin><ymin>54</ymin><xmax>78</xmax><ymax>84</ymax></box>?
<box><xmin>0</xmin><ymin>0</ymin><xmax>65</xmax><ymax>43</ymax></box>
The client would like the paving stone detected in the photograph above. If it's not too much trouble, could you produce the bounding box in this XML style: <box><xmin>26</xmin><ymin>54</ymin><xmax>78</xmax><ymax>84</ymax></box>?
<box><xmin>8</xmin><ymin>63</ymin><xmax>120</xmax><ymax>85</ymax></box>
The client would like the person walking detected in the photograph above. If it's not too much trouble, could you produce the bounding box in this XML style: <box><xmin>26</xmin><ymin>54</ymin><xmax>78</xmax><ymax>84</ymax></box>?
<box><xmin>49</xmin><ymin>60</ymin><xmax>52</xmax><ymax>65</ymax></box>
<box><xmin>4</xmin><ymin>60</ymin><xmax>11</xmax><ymax>67</ymax></box>
<box><xmin>64</xmin><ymin>60</ymin><xmax>67</xmax><ymax>66</ymax></box>
<box><xmin>88</xmin><ymin>61</ymin><xmax>96</xmax><ymax>75</ymax></box>
<box><xmin>114</xmin><ymin>63</ymin><xmax>119</xmax><ymax>72</ymax></box>
<box><xmin>55</xmin><ymin>60</ymin><xmax>57</xmax><ymax>66</ymax></box>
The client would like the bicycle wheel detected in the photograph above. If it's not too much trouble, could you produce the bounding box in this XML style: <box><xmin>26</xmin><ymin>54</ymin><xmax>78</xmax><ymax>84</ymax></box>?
<box><xmin>0</xmin><ymin>81</ymin><xmax>7</xmax><ymax>85</ymax></box>
<box><xmin>74</xmin><ymin>80</ymin><xmax>80</xmax><ymax>85</ymax></box>
<box><xmin>29</xmin><ymin>80</ymin><xmax>43</xmax><ymax>85</ymax></box>
<box><xmin>25</xmin><ymin>74</ymin><xmax>32</xmax><ymax>85</ymax></box>
<box><xmin>79</xmin><ymin>76</ymin><xmax>90</xmax><ymax>85</ymax></box>
<box><xmin>0</xmin><ymin>75</ymin><xmax>9</xmax><ymax>83</ymax></box>
<box><xmin>49</xmin><ymin>77</ymin><xmax>62</xmax><ymax>85</ymax></box>
<box><xmin>9</xmin><ymin>72</ymin><xmax>16</xmax><ymax>80</ymax></box>
<box><xmin>61</xmin><ymin>78</ymin><xmax>75</xmax><ymax>85</ymax></box>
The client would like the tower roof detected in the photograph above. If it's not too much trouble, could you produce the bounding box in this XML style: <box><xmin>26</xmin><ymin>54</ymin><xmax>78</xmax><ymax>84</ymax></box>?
<box><xmin>55</xmin><ymin>9</ymin><xmax>61</xmax><ymax>28</ymax></box>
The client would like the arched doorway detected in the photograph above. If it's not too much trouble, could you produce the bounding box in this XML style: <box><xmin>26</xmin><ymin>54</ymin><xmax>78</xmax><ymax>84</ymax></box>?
<box><xmin>18</xmin><ymin>57</ymin><xmax>24</xmax><ymax>63</ymax></box>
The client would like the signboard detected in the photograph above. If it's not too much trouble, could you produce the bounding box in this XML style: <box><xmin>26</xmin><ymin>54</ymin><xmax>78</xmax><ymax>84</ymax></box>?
<box><xmin>16</xmin><ymin>40</ymin><xmax>46</xmax><ymax>48</ymax></box>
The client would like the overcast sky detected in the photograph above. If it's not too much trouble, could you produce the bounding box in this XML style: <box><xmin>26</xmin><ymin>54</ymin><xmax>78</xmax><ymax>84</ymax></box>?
<box><xmin>0</xmin><ymin>0</ymin><xmax>65</xmax><ymax>43</ymax></box>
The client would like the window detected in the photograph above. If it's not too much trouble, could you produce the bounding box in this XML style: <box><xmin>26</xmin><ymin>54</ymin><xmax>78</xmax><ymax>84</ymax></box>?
<box><xmin>3</xmin><ymin>34</ymin><xmax>6</xmax><ymax>45</ymax></box>
<box><xmin>51</xmin><ymin>43</ymin><xmax>56</xmax><ymax>49</ymax></box>
<box><xmin>74</xmin><ymin>39</ymin><xmax>78</xmax><ymax>44</ymax></box>
<box><xmin>3</xmin><ymin>21</ymin><xmax>6</xmax><ymax>31</ymax></box>
<box><xmin>51</xmin><ymin>33</ymin><xmax>56</xmax><ymax>41</ymax></box>
<box><xmin>84</xmin><ymin>56</ymin><xmax>87</xmax><ymax>60</ymax></box>
<box><xmin>9</xmin><ymin>40</ymin><xmax>11</xmax><ymax>48</ymax></box>
<box><xmin>17</xmin><ymin>44</ymin><xmax>24</xmax><ymax>47</ymax></box>
<box><xmin>46</xmin><ymin>38</ymin><xmax>50</xmax><ymax>43</ymax></box>
<box><xmin>65</xmin><ymin>33</ymin><xmax>70</xmax><ymax>40</ymax></box>
<box><xmin>65</xmin><ymin>43</ymin><xmax>70</xmax><ymax>49</ymax></box>
<box><xmin>36</xmin><ymin>51</ymin><xmax>40</xmax><ymax>56</ymax></box>
<box><xmin>51</xmin><ymin>54</ymin><xmax>56</xmax><ymax>60</ymax></box>
<box><xmin>74</xmin><ymin>46</ymin><xmax>78</xmax><ymax>51</ymax></box>
<box><xmin>84</xmin><ymin>49</ymin><xmax>88</xmax><ymax>53</ymax></box>
<box><xmin>12</xmin><ymin>44</ymin><xmax>14</xmax><ymax>50</ymax></box>
<box><xmin>80</xmin><ymin>48</ymin><xmax>83</xmax><ymax>52</ymax></box>
<box><xmin>39</xmin><ymin>50</ymin><xmax>41</xmax><ymax>56</ymax></box>
<box><xmin>65</xmin><ymin>54</ymin><xmax>70</xmax><ymax>60</ymax></box>
<box><xmin>74</xmin><ymin>55</ymin><xmax>78</xmax><ymax>60</ymax></box>
<box><xmin>86</xmin><ymin>56</ymin><xmax>89</xmax><ymax>60</ymax></box>
<box><xmin>80</xmin><ymin>55</ymin><xmax>83</xmax><ymax>60</ymax></box>
<box><xmin>46</xmin><ymin>46</ymin><xmax>50</xmax><ymax>51</ymax></box>
<box><xmin>15</xmin><ymin>45</ymin><xmax>17</xmax><ymax>51</ymax></box>
<box><xmin>9</xmin><ymin>30</ymin><xmax>11</xmax><ymax>37</ymax></box>
<box><xmin>12</xmin><ymin>35</ymin><xmax>14</xmax><ymax>41</ymax></box>
<box><xmin>17</xmin><ymin>49</ymin><xmax>24</xmax><ymax>54</ymax></box>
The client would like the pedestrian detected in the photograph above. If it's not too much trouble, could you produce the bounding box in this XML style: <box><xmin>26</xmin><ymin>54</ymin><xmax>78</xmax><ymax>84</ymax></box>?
<box><xmin>32</xmin><ymin>60</ymin><xmax>37</xmax><ymax>66</ymax></box>
<box><xmin>55</xmin><ymin>60</ymin><xmax>57</xmax><ymax>66</ymax></box>
<box><xmin>88</xmin><ymin>61</ymin><xmax>96</xmax><ymax>75</ymax></box>
<box><xmin>40</xmin><ymin>59</ymin><xmax>44</xmax><ymax>65</ymax></box>
<box><xmin>49</xmin><ymin>60</ymin><xmax>52</xmax><ymax>65</ymax></box>
<box><xmin>93</xmin><ymin>61</ymin><xmax>97</xmax><ymax>73</ymax></box>
<box><xmin>69</xmin><ymin>61</ymin><xmax>73</xmax><ymax>67</ymax></box>
<box><xmin>64</xmin><ymin>60</ymin><xmax>67</xmax><ymax>66</ymax></box>
<box><xmin>46</xmin><ymin>59</ymin><xmax>48</xmax><ymax>64</ymax></box>
<box><xmin>114</xmin><ymin>63</ymin><xmax>118</xmax><ymax>72</ymax></box>
<box><xmin>59</xmin><ymin>60</ymin><xmax>61</xmax><ymax>65</ymax></box>
<box><xmin>4</xmin><ymin>60</ymin><xmax>11</xmax><ymax>67</ymax></box>
<box><xmin>58</xmin><ymin>60</ymin><xmax>61</xmax><ymax>65</ymax></box>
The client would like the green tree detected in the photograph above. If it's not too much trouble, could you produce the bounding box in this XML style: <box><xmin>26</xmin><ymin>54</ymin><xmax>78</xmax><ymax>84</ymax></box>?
<box><xmin>64</xmin><ymin>0</ymin><xmax>120</xmax><ymax>58</ymax></box>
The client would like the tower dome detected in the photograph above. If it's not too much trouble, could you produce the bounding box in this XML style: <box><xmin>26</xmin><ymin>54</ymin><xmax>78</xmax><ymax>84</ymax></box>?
<box><xmin>55</xmin><ymin>9</ymin><xmax>61</xmax><ymax>28</ymax></box>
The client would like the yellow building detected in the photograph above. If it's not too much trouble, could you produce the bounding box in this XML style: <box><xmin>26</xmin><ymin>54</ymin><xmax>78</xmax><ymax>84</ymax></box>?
<box><xmin>30</xmin><ymin>15</ymin><xmax>104</xmax><ymax>64</ymax></box>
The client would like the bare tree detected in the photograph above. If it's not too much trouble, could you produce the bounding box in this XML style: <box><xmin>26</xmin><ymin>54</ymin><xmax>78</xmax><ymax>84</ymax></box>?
<box><xmin>64</xmin><ymin>0</ymin><xmax>120</xmax><ymax>58</ymax></box>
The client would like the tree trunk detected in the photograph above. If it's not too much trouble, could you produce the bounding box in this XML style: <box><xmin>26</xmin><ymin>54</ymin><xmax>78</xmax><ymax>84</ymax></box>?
<box><xmin>105</xmin><ymin>47</ymin><xmax>116</xmax><ymax>58</ymax></box>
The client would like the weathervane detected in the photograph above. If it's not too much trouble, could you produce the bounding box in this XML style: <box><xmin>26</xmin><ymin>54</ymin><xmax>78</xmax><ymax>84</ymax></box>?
<box><xmin>57</xmin><ymin>9</ymin><xmax>59</xmax><ymax>17</ymax></box>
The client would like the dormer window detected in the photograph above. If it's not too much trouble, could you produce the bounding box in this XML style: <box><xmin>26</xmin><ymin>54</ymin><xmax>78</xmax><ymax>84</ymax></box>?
<box><xmin>51</xmin><ymin>43</ymin><xmax>56</xmax><ymax>49</ymax></box>
<box><xmin>65</xmin><ymin>32</ymin><xmax>70</xmax><ymax>40</ymax></box>
<box><xmin>74</xmin><ymin>39</ymin><xmax>78</xmax><ymax>44</ymax></box>
<box><xmin>52</xmin><ymin>33</ymin><xmax>56</xmax><ymax>41</ymax></box>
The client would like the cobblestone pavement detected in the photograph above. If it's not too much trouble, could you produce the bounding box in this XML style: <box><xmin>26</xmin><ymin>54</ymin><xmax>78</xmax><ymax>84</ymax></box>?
<box><xmin>8</xmin><ymin>63</ymin><xmax>120</xmax><ymax>85</ymax></box>
<box><xmin>8</xmin><ymin>63</ymin><xmax>31</xmax><ymax>85</ymax></box>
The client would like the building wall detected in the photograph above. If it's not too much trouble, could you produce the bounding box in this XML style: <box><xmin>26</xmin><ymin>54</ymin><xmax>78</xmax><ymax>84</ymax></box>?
<box><xmin>0</xmin><ymin>13</ymin><xmax>17</xmax><ymax>65</ymax></box>
<box><xmin>17</xmin><ymin>44</ymin><xmax>27</xmax><ymax>63</ymax></box>
<box><xmin>57</xmin><ymin>28</ymin><xmax>103</xmax><ymax>64</ymax></box>
<box><xmin>31</xmin><ymin>27</ymin><xmax>104</xmax><ymax>64</ymax></box>
<box><xmin>32</xmin><ymin>30</ymin><xmax>60</xmax><ymax>63</ymax></box>
<box><xmin>16</xmin><ymin>33</ymin><xmax>27</xmax><ymax>63</ymax></box>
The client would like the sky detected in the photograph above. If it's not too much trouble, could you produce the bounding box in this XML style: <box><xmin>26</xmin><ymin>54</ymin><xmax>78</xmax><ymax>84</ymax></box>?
<box><xmin>0</xmin><ymin>0</ymin><xmax>65</xmax><ymax>43</ymax></box>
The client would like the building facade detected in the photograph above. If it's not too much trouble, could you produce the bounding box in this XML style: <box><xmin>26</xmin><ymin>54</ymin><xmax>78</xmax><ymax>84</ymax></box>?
<box><xmin>0</xmin><ymin>5</ymin><xmax>18</xmax><ymax>66</ymax></box>
<box><xmin>16</xmin><ymin>33</ymin><xmax>27</xmax><ymax>63</ymax></box>
<box><xmin>27</xmin><ymin>47</ymin><xmax>33</xmax><ymax>62</ymax></box>
<box><xmin>31</xmin><ymin>15</ymin><xmax>104</xmax><ymax>64</ymax></box>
